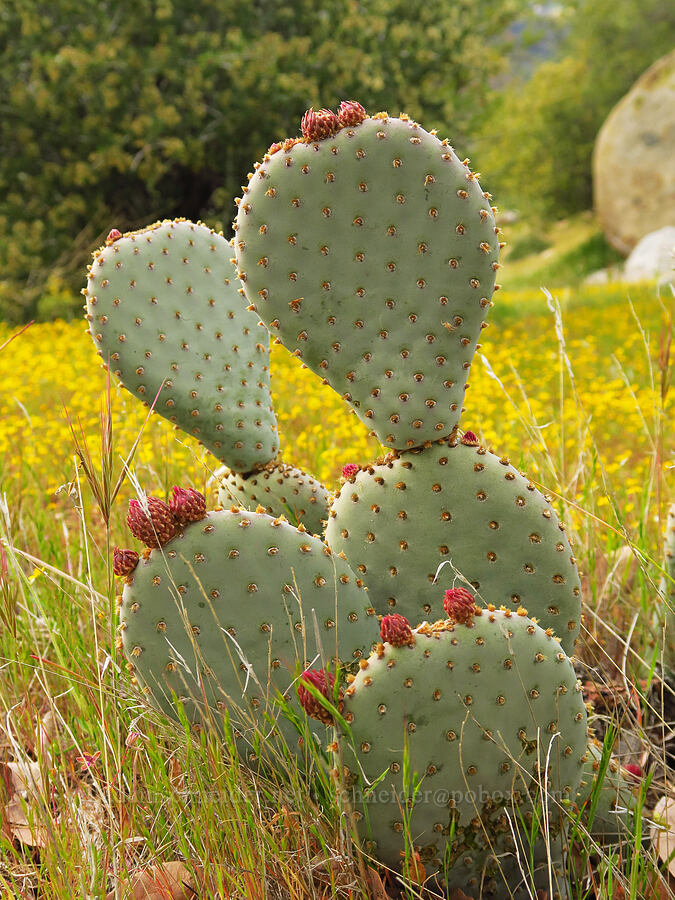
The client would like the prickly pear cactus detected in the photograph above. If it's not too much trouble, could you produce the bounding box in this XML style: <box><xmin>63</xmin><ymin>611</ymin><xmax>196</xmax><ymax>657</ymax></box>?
<box><xmin>572</xmin><ymin>738</ymin><xmax>637</xmax><ymax>845</ymax></box>
<box><xmin>327</xmin><ymin>434</ymin><xmax>581</xmax><ymax>653</ymax></box>
<box><xmin>118</xmin><ymin>504</ymin><xmax>378</xmax><ymax>761</ymax></box>
<box><xmin>215</xmin><ymin>460</ymin><xmax>330</xmax><ymax>534</ymax></box>
<box><xmin>234</xmin><ymin>107</ymin><xmax>500</xmax><ymax>450</ymax></box>
<box><xmin>84</xmin><ymin>219</ymin><xmax>278</xmax><ymax>473</ymax></box>
<box><xmin>340</xmin><ymin>606</ymin><xmax>587</xmax><ymax>898</ymax></box>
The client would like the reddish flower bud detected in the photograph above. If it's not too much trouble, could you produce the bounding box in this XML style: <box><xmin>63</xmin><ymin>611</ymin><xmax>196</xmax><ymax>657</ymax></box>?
<box><xmin>297</xmin><ymin>669</ymin><xmax>343</xmax><ymax>725</ymax></box>
<box><xmin>126</xmin><ymin>497</ymin><xmax>179</xmax><ymax>548</ymax></box>
<box><xmin>113</xmin><ymin>547</ymin><xmax>140</xmax><ymax>576</ymax></box>
<box><xmin>341</xmin><ymin>463</ymin><xmax>360</xmax><ymax>481</ymax></box>
<box><xmin>380</xmin><ymin>613</ymin><xmax>414</xmax><ymax>647</ymax></box>
<box><xmin>106</xmin><ymin>229</ymin><xmax>122</xmax><ymax>244</ymax></box>
<box><xmin>443</xmin><ymin>587</ymin><xmax>476</xmax><ymax>625</ymax></box>
<box><xmin>169</xmin><ymin>486</ymin><xmax>207</xmax><ymax>525</ymax></box>
<box><xmin>460</xmin><ymin>431</ymin><xmax>479</xmax><ymax>446</ymax></box>
<box><xmin>301</xmin><ymin>108</ymin><xmax>340</xmax><ymax>142</ymax></box>
<box><xmin>337</xmin><ymin>100</ymin><xmax>367</xmax><ymax>127</ymax></box>
<box><xmin>623</xmin><ymin>763</ymin><xmax>642</xmax><ymax>781</ymax></box>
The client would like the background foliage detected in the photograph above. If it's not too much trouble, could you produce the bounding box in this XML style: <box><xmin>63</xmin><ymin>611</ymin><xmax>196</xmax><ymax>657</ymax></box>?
<box><xmin>0</xmin><ymin>0</ymin><xmax>524</xmax><ymax>323</ymax></box>
<box><xmin>475</xmin><ymin>0</ymin><xmax>675</xmax><ymax>220</ymax></box>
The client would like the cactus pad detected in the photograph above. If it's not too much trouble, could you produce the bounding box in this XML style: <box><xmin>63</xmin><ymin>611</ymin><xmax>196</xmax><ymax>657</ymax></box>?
<box><xmin>234</xmin><ymin>111</ymin><xmax>499</xmax><ymax>449</ymax></box>
<box><xmin>326</xmin><ymin>436</ymin><xmax>581</xmax><ymax>653</ymax></box>
<box><xmin>119</xmin><ymin>507</ymin><xmax>378</xmax><ymax>760</ymax></box>
<box><xmin>340</xmin><ymin>609</ymin><xmax>587</xmax><ymax>897</ymax></box>
<box><xmin>215</xmin><ymin>461</ymin><xmax>330</xmax><ymax>534</ymax></box>
<box><xmin>573</xmin><ymin>738</ymin><xmax>637</xmax><ymax>845</ymax></box>
<box><xmin>84</xmin><ymin>219</ymin><xmax>277</xmax><ymax>473</ymax></box>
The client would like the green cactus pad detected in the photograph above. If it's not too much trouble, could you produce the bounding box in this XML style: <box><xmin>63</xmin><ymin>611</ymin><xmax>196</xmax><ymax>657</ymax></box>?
<box><xmin>340</xmin><ymin>611</ymin><xmax>587</xmax><ymax>898</ymax></box>
<box><xmin>215</xmin><ymin>461</ymin><xmax>331</xmax><ymax>534</ymax></box>
<box><xmin>573</xmin><ymin>739</ymin><xmax>637</xmax><ymax>845</ymax></box>
<box><xmin>84</xmin><ymin>219</ymin><xmax>277</xmax><ymax>473</ymax></box>
<box><xmin>119</xmin><ymin>508</ymin><xmax>378</xmax><ymax>762</ymax></box>
<box><xmin>234</xmin><ymin>112</ymin><xmax>499</xmax><ymax>450</ymax></box>
<box><xmin>326</xmin><ymin>436</ymin><xmax>581</xmax><ymax>653</ymax></box>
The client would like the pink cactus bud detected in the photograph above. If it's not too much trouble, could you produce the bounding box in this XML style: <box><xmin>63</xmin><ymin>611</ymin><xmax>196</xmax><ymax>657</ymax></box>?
<box><xmin>113</xmin><ymin>547</ymin><xmax>140</xmax><ymax>576</ymax></box>
<box><xmin>126</xmin><ymin>497</ymin><xmax>179</xmax><ymax>549</ymax></box>
<box><xmin>297</xmin><ymin>669</ymin><xmax>343</xmax><ymax>725</ymax></box>
<box><xmin>460</xmin><ymin>431</ymin><xmax>479</xmax><ymax>446</ymax></box>
<box><xmin>380</xmin><ymin>613</ymin><xmax>413</xmax><ymax>647</ymax></box>
<box><xmin>106</xmin><ymin>229</ymin><xmax>122</xmax><ymax>244</ymax></box>
<box><xmin>169</xmin><ymin>486</ymin><xmax>207</xmax><ymax>524</ymax></box>
<box><xmin>341</xmin><ymin>463</ymin><xmax>360</xmax><ymax>481</ymax></box>
<box><xmin>443</xmin><ymin>587</ymin><xmax>476</xmax><ymax>625</ymax></box>
<box><xmin>337</xmin><ymin>100</ymin><xmax>367</xmax><ymax>127</ymax></box>
<box><xmin>623</xmin><ymin>763</ymin><xmax>642</xmax><ymax>781</ymax></box>
<box><xmin>301</xmin><ymin>108</ymin><xmax>340</xmax><ymax>142</ymax></box>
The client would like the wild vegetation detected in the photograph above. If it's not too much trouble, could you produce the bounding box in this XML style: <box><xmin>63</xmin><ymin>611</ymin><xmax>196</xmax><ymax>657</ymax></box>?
<box><xmin>1</xmin><ymin>271</ymin><xmax>673</xmax><ymax>896</ymax></box>
<box><xmin>2</xmin><ymin>0</ymin><xmax>674</xmax><ymax>321</ymax></box>
<box><xmin>1</xmin><ymin>3</ymin><xmax>675</xmax><ymax>898</ymax></box>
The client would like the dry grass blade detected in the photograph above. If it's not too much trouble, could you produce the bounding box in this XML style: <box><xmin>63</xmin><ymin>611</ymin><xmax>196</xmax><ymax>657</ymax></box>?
<box><xmin>62</xmin><ymin>368</ymin><xmax>165</xmax><ymax>524</ymax></box>
<box><xmin>0</xmin><ymin>320</ymin><xmax>33</xmax><ymax>354</ymax></box>
<box><xmin>104</xmin><ymin>861</ymin><xmax>205</xmax><ymax>899</ymax></box>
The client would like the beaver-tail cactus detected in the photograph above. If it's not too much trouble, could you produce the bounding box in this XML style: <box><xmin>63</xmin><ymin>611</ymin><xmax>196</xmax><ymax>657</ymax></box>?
<box><xmin>572</xmin><ymin>738</ymin><xmax>638</xmax><ymax>846</ymax></box>
<box><xmin>116</xmin><ymin>498</ymin><xmax>378</xmax><ymax>763</ymax></box>
<box><xmin>84</xmin><ymin>219</ymin><xmax>278</xmax><ymax>473</ymax></box>
<box><xmin>327</xmin><ymin>434</ymin><xmax>581</xmax><ymax>653</ymax></box>
<box><xmin>234</xmin><ymin>105</ymin><xmax>500</xmax><ymax>450</ymax></box>
<box><xmin>84</xmin><ymin>218</ymin><xmax>331</xmax><ymax>529</ymax></box>
<box><xmin>215</xmin><ymin>460</ymin><xmax>330</xmax><ymax>535</ymax></box>
<box><xmin>338</xmin><ymin>603</ymin><xmax>588</xmax><ymax>898</ymax></box>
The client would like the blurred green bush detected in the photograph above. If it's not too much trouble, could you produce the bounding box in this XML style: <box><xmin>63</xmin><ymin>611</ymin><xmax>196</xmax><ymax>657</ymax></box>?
<box><xmin>0</xmin><ymin>0</ymin><xmax>526</xmax><ymax>323</ymax></box>
<box><xmin>475</xmin><ymin>0</ymin><xmax>675</xmax><ymax>222</ymax></box>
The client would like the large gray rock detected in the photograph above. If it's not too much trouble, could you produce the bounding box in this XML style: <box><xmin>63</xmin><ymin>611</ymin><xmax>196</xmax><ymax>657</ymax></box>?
<box><xmin>593</xmin><ymin>50</ymin><xmax>675</xmax><ymax>254</ymax></box>
<box><xmin>623</xmin><ymin>226</ymin><xmax>675</xmax><ymax>283</ymax></box>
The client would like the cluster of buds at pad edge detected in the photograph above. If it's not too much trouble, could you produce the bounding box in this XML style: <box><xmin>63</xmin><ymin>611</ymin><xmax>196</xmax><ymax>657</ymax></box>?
<box><xmin>169</xmin><ymin>486</ymin><xmax>207</xmax><ymax>524</ymax></box>
<box><xmin>297</xmin><ymin>668</ymin><xmax>343</xmax><ymax>725</ymax></box>
<box><xmin>341</xmin><ymin>463</ymin><xmax>360</xmax><ymax>482</ymax></box>
<box><xmin>337</xmin><ymin>100</ymin><xmax>367</xmax><ymax>127</ymax></box>
<box><xmin>380</xmin><ymin>613</ymin><xmax>414</xmax><ymax>647</ymax></box>
<box><xmin>126</xmin><ymin>497</ymin><xmax>179</xmax><ymax>549</ymax></box>
<box><xmin>300</xmin><ymin>108</ymin><xmax>340</xmax><ymax>142</ymax></box>
<box><xmin>443</xmin><ymin>587</ymin><xmax>477</xmax><ymax>625</ymax></box>
<box><xmin>112</xmin><ymin>547</ymin><xmax>139</xmax><ymax>577</ymax></box>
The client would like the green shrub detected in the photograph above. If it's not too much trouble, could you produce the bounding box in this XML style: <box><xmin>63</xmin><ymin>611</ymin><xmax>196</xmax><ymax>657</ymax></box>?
<box><xmin>475</xmin><ymin>0</ymin><xmax>675</xmax><ymax>221</ymax></box>
<box><xmin>0</xmin><ymin>0</ymin><xmax>526</xmax><ymax>323</ymax></box>
<box><xmin>506</xmin><ymin>233</ymin><xmax>552</xmax><ymax>262</ymax></box>
<box><xmin>506</xmin><ymin>232</ymin><xmax>624</xmax><ymax>291</ymax></box>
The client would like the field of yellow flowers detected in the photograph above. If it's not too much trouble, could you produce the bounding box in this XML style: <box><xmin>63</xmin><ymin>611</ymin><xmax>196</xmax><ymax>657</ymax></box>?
<box><xmin>0</xmin><ymin>282</ymin><xmax>669</xmax><ymax>543</ymax></box>
<box><xmin>0</xmin><ymin>279</ymin><xmax>672</xmax><ymax>899</ymax></box>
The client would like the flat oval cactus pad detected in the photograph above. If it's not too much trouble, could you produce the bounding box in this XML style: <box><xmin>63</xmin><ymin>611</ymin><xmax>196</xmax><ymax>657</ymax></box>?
<box><xmin>84</xmin><ymin>219</ymin><xmax>277</xmax><ymax>472</ymax></box>
<box><xmin>235</xmin><ymin>111</ymin><xmax>499</xmax><ymax>450</ymax></box>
